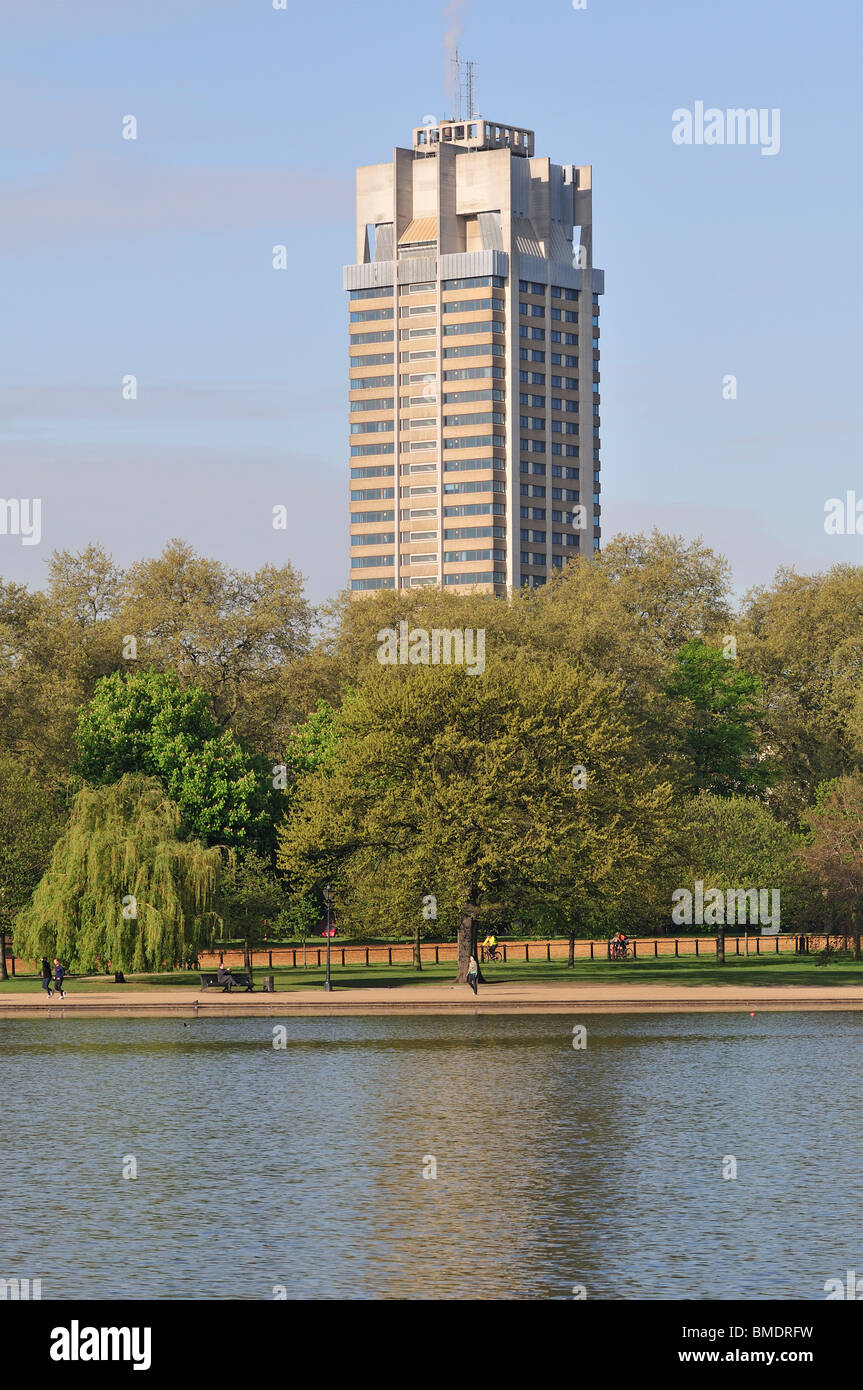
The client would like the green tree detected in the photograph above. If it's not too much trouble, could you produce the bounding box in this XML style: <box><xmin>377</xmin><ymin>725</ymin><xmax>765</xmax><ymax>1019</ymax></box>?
<box><xmin>74</xmin><ymin>668</ymin><xmax>276</xmax><ymax>852</ymax></box>
<box><xmin>278</xmin><ymin>659</ymin><xmax>674</xmax><ymax>982</ymax></box>
<box><xmin>738</xmin><ymin>565</ymin><xmax>863</xmax><ymax>820</ymax></box>
<box><xmin>677</xmin><ymin>793</ymin><xmax>807</xmax><ymax>959</ymax></box>
<box><xmin>0</xmin><ymin>539</ymin><xmax>315</xmax><ymax>788</ymax></box>
<box><xmin>118</xmin><ymin>538</ymin><xmax>313</xmax><ymax>748</ymax></box>
<box><xmin>0</xmin><ymin>549</ymin><xmax>127</xmax><ymax>785</ymax></box>
<box><xmin>0</xmin><ymin>756</ymin><xmax>65</xmax><ymax>978</ymax></box>
<box><xmin>597</xmin><ymin>530</ymin><xmax>733</xmax><ymax>655</ymax></box>
<box><xmin>282</xmin><ymin>698</ymin><xmax>342</xmax><ymax>782</ymax></box>
<box><xmin>322</xmin><ymin>531</ymin><xmax>735</xmax><ymax>785</ymax></box>
<box><xmin>800</xmin><ymin>776</ymin><xmax>863</xmax><ymax>959</ymax></box>
<box><xmin>667</xmin><ymin>639</ymin><xmax>771</xmax><ymax>796</ymax></box>
<box><xmin>15</xmin><ymin>775</ymin><xmax>221</xmax><ymax>972</ymax></box>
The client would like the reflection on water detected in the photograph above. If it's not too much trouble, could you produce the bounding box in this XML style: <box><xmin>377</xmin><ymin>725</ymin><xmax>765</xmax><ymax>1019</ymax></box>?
<box><xmin>1</xmin><ymin>1013</ymin><xmax>861</xmax><ymax>1300</ymax></box>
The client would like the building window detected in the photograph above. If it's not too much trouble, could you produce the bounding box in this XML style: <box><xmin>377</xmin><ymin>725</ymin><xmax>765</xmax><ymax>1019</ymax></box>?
<box><xmin>350</xmin><ymin>487</ymin><xmax>396</xmax><ymax>501</ymax></box>
<box><xmin>350</xmin><ymin>397</ymin><xmax>395</xmax><ymax>412</ymax></box>
<box><xmin>443</xmin><ymin>572</ymin><xmax>502</xmax><ymax>586</ymax></box>
<box><xmin>441</xmin><ymin>275</ymin><xmax>505</xmax><ymax>289</ymax></box>
<box><xmin>444</xmin><ymin>298</ymin><xmax>504</xmax><ymax>313</ymax></box>
<box><xmin>351</xmin><ymin>353</ymin><xmax>395</xmax><ymax>368</ymax></box>
<box><xmin>350</xmin><ymin>330</ymin><xmax>395</xmax><ymax>345</ymax></box>
<box><xmin>350</xmin><ymin>554</ymin><xmax>395</xmax><ymax>568</ymax></box>
<box><xmin>352</xmin><ymin>532</ymin><xmax>395</xmax><ymax>546</ymax></box>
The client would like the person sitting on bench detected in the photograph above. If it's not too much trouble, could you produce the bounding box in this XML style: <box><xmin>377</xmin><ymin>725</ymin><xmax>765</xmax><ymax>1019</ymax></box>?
<box><xmin>217</xmin><ymin>963</ymin><xmax>238</xmax><ymax>992</ymax></box>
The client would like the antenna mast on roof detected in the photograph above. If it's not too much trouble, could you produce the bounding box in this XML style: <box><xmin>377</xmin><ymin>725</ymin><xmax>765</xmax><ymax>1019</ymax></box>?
<box><xmin>449</xmin><ymin>51</ymin><xmax>478</xmax><ymax>120</ymax></box>
<box><xmin>464</xmin><ymin>59</ymin><xmax>477</xmax><ymax>119</ymax></box>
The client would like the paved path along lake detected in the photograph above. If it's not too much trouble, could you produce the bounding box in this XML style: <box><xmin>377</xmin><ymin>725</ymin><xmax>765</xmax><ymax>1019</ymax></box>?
<box><xmin>2</xmin><ymin>1013</ymin><xmax>861</xmax><ymax>1299</ymax></box>
<box><xmin>4</xmin><ymin>981</ymin><xmax>863</xmax><ymax>1016</ymax></box>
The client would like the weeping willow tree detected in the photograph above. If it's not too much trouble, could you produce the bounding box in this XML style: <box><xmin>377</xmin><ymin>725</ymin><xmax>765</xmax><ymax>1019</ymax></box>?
<box><xmin>15</xmin><ymin>774</ymin><xmax>222</xmax><ymax>972</ymax></box>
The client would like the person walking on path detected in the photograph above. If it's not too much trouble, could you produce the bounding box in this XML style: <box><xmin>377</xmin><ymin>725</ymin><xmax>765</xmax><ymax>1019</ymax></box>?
<box><xmin>40</xmin><ymin>957</ymin><xmax>53</xmax><ymax>998</ymax></box>
<box><xmin>53</xmin><ymin>958</ymin><xmax>66</xmax><ymax>999</ymax></box>
<box><xmin>466</xmin><ymin>954</ymin><xmax>479</xmax><ymax>995</ymax></box>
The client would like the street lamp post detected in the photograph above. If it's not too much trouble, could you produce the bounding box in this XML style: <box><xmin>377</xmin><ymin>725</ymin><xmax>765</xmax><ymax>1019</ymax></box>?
<box><xmin>323</xmin><ymin>885</ymin><xmax>334</xmax><ymax>992</ymax></box>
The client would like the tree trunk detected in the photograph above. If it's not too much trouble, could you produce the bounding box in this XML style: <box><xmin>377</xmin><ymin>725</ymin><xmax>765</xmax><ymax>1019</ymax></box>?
<box><xmin>0</xmin><ymin>931</ymin><xmax>8</xmax><ymax>981</ymax></box>
<box><xmin>567</xmin><ymin>929</ymin><xmax>576</xmax><ymax>968</ymax></box>
<box><xmin>716</xmin><ymin>923</ymin><xmax>725</xmax><ymax>966</ymax></box>
<box><xmin>854</xmin><ymin>904</ymin><xmax>861</xmax><ymax>963</ymax></box>
<box><xmin>413</xmin><ymin>921</ymin><xmax>422</xmax><ymax>971</ymax></box>
<box><xmin>457</xmin><ymin>907</ymin><xmax>473</xmax><ymax>983</ymax></box>
<box><xmin>243</xmin><ymin>936</ymin><xmax>251</xmax><ymax>975</ymax></box>
<box><xmin>457</xmin><ymin>905</ymin><xmax>485</xmax><ymax>983</ymax></box>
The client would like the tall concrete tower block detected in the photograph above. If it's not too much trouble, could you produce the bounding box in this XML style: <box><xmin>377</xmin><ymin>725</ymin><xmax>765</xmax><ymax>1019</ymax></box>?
<box><xmin>345</xmin><ymin>117</ymin><xmax>604</xmax><ymax>595</ymax></box>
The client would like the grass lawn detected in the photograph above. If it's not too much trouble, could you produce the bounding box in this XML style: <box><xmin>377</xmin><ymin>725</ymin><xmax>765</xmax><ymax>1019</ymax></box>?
<box><xmin>2</xmin><ymin>954</ymin><xmax>863</xmax><ymax>992</ymax></box>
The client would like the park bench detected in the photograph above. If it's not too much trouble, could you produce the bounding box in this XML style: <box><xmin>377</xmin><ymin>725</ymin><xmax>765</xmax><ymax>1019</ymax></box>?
<box><xmin>199</xmin><ymin>971</ymin><xmax>254</xmax><ymax>993</ymax></box>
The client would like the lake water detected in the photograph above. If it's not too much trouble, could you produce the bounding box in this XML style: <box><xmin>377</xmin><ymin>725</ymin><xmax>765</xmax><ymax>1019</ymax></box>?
<box><xmin>1</xmin><ymin>1012</ymin><xmax>861</xmax><ymax>1300</ymax></box>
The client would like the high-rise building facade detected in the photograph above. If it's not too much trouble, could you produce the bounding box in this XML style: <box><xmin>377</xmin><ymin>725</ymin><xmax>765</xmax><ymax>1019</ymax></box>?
<box><xmin>345</xmin><ymin>117</ymin><xmax>604</xmax><ymax>595</ymax></box>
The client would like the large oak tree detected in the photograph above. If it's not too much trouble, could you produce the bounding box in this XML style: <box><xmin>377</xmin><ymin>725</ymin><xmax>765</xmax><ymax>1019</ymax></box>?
<box><xmin>278</xmin><ymin>656</ymin><xmax>675</xmax><ymax>981</ymax></box>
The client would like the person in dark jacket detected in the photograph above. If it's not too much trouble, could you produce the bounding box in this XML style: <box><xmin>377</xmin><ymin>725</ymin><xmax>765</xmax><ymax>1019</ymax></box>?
<box><xmin>217</xmin><ymin>963</ymin><xmax>236</xmax><ymax>992</ymax></box>
<box><xmin>40</xmin><ymin>957</ymin><xmax>53</xmax><ymax>998</ymax></box>
<box><xmin>53</xmin><ymin>958</ymin><xmax>66</xmax><ymax>999</ymax></box>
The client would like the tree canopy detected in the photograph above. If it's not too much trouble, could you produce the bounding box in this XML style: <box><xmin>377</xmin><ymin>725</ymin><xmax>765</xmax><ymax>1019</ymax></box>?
<box><xmin>74</xmin><ymin>668</ymin><xmax>276</xmax><ymax>853</ymax></box>
<box><xmin>15</xmin><ymin>775</ymin><xmax>221</xmax><ymax>972</ymax></box>
<box><xmin>278</xmin><ymin>658</ymin><xmax>675</xmax><ymax>978</ymax></box>
<box><xmin>3</xmin><ymin>531</ymin><xmax>862</xmax><ymax>965</ymax></box>
<box><xmin>666</xmin><ymin>639</ymin><xmax>771</xmax><ymax>796</ymax></box>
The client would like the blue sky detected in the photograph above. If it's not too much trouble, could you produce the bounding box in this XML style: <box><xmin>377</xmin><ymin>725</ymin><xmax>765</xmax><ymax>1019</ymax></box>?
<box><xmin>1</xmin><ymin>0</ymin><xmax>861</xmax><ymax>601</ymax></box>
